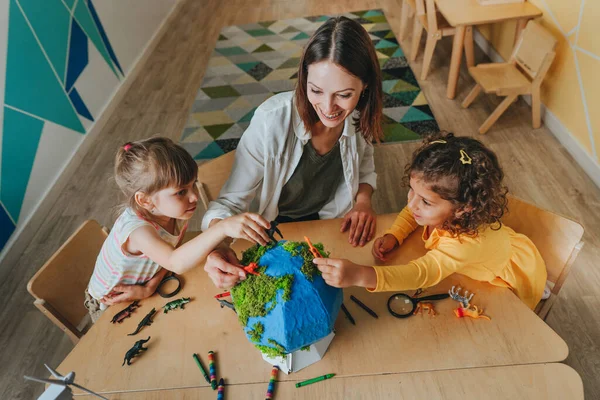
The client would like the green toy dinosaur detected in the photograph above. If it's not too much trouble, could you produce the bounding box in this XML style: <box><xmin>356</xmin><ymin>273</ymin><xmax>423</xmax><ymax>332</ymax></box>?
<box><xmin>162</xmin><ymin>297</ymin><xmax>191</xmax><ymax>313</ymax></box>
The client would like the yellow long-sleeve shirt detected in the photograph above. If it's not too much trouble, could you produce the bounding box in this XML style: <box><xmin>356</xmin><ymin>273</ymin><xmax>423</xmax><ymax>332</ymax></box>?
<box><xmin>369</xmin><ymin>207</ymin><xmax>547</xmax><ymax>309</ymax></box>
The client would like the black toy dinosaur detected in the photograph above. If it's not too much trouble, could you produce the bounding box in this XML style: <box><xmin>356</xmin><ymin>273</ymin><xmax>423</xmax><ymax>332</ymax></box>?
<box><xmin>128</xmin><ymin>307</ymin><xmax>156</xmax><ymax>336</ymax></box>
<box><xmin>122</xmin><ymin>336</ymin><xmax>150</xmax><ymax>366</ymax></box>
<box><xmin>266</xmin><ymin>220</ymin><xmax>283</xmax><ymax>244</ymax></box>
<box><xmin>111</xmin><ymin>300</ymin><xmax>140</xmax><ymax>324</ymax></box>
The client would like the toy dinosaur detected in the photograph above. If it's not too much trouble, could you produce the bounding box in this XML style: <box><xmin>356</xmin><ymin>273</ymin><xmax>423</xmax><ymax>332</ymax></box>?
<box><xmin>413</xmin><ymin>302</ymin><xmax>437</xmax><ymax>316</ymax></box>
<box><xmin>128</xmin><ymin>308</ymin><xmax>156</xmax><ymax>336</ymax></box>
<box><xmin>304</xmin><ymin>236</ymin><xmax>322</xmax><ymax>259</ymax></box>
<box><xmin>111</xmin><ymin>300</ymin><xmax>140</xmax><ymax>324</ymax></box>
<box><xmin>217</xmin><ymin>298</ymin><xmax>236</xmax><ymax>313</ymax></box>
<box><xmin>266</xmin><ymin>221</ymin><xmax>283</xmax><ymax>244</ymax></box>
<box><xmin>122</xmin><ymin>336</ymin><xmax>150</xmax><ymax>366</ymax></box>
<box><xmin>449</xmin><ymin>286</ymin><xmax>474</xmax><ymax>308</ymax></box>
<box><xmin>162</xmin><ymin>297</ymin><xmax>191</xmax><ymax>313</ymax></box>
<box><xmin>243</xmin><ymin>262</ymin><xmax>261</xmax><ymax>276</ymax></box>
<box><xmin>454</xmin><ymin>305</ymin><xmax>491</xmax><ymax>320</ymax></box>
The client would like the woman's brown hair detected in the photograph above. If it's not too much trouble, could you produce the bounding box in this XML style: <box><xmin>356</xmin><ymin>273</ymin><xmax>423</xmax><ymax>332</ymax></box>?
<box><xmin>403</xmin><ymin>132</ymin><xmax>509</xmax><ymax>237</ymax></box>
<box><xmin>295</xmin><ymin>16</ymin><xmax>383</xmax><ymax>142</ymax></box>
<box><xmin>114</xmin><ymin>137</ymin><xmax>198</xmax><ymax>217</ymax></box>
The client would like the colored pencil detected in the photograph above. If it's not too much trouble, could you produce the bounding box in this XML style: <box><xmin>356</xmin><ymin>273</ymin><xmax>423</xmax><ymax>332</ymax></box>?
<box><xmin>265</xmin><ymin>365</ymin><xmax>278</xmax><ymax>399</ymax></box>
<box><xmin>350</xmin><ymin>295</ymin><xmax>378</xmax><ymax>319</ymax></box>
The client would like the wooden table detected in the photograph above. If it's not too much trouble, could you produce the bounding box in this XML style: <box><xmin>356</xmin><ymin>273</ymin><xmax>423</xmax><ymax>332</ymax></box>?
<box><xmin>435</xmin><ymin>0</ymin><xmax>542</xmax><ymax>99</ymax></box>
<box><xmin>88</xmin><ymin>364</ymin><xmax>584</xmax><ymax>399</ymax></box>
<box><xmin>58</xmin><ymin>215</ymin><xmax>568</xmax><ymax>395</ymax></box>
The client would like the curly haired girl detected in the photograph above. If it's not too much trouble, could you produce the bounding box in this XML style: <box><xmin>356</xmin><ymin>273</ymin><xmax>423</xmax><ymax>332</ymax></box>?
<box><xmin>313</xmin><ymin>132</ymin><xmax>547</xmax><ymax>309</ymax></box>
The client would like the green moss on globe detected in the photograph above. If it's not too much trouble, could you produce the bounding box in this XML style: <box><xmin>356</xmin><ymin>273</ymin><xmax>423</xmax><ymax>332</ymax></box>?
<box><xmin>256</xmin><ymin>344</ymin><xmax>286</xmax><ymax>358</ymax></box>
<box><xmin>248</xmin><ymin>322</ymin><xmax>264</xmax><ymax>342</ymax></box>
<box><xmin>231</xmin><ymin>269</ymin><xmax>294</xmax><ymax>326</ymax></box>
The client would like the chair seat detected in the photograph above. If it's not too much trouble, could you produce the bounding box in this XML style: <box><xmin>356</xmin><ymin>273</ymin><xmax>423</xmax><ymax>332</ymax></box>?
<box><xmin>469</xmin><ymin>63</ymin><xmax>532</xmax><ymax>95</ymax></box>
<box><xmin>417</xmin><ymin>12</ymin><xmax>455</xmax><ymax>36</ymax></box>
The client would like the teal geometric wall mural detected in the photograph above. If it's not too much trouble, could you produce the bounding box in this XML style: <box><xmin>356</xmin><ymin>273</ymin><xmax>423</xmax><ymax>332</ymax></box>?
<box><xmin>1</xmin><ymin>107</ymin><xmax>44</xmax><ymax>223</ymax></box>
<box><xmin>0</xmin><ymin>0</ymin><xmax>124</xmax><ymax>250</ymax></box>
<box><xmin>5</xmin><ymin>0</ymin><xmax>86</xmax><ymax>133</ymax></box>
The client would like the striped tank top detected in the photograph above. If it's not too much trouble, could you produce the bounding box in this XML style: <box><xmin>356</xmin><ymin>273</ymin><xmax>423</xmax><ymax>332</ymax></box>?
<box><xmin>87</xmin><ymin>208</ymin><xmax>188</xmax><ymax>301</ymax></box>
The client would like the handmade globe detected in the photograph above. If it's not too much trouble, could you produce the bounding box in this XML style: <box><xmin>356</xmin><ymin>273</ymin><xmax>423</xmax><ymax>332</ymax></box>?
<box><xmin>231</xmin><ymin>240</ymin><xmax>342</xmax><ymax>358</ymax></box>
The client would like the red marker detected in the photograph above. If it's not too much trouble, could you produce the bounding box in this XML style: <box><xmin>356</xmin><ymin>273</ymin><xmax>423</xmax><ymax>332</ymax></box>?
<box><xmin>214</xmin><ymin>292</ymin><xmax>231</xmax><ymax>299</ymax></box>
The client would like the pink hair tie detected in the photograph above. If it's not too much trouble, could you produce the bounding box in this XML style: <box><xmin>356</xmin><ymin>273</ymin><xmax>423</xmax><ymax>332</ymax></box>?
<box><xmin>123</xmin><ymin>143</ymin><xmax>132</xmax><ymax>151</ymax></box>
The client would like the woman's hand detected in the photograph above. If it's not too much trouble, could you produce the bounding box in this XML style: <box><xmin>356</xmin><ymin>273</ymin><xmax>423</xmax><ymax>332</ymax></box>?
<box><xmin>312</xmin><ymin>257</ymin><xmax>377</xmax><ymax>288</ymax></box>
<box><xmin>204</xmin><ymin>245</ymin><xmax>246</xmax><ymax>289</ymax></box>
<box><xmin>340</xmin><ymin>201</ymin><xmax>376</xmax><ymax>247</ymax></box>
<box><xmin>371</xmin><ymin>234</ymin><xmax>399</xmax><ymax>261</ymax></box>
<box><xmin>220</xmin><ymin>213</ymin><xmax>271</xmax><ymax>246</ymax></box>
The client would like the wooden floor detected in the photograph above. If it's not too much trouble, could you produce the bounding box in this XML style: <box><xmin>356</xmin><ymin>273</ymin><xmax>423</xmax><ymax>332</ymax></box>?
<box><xmin>2</xmin><ymin>0</ymin><xmax>599</xmax><ymax>398</ymax></box>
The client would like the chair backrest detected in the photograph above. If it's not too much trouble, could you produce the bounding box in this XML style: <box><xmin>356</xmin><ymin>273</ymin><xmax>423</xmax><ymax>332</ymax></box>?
<box><xmin>27</xmin><ymin>220</ymin><xmax>108</xmax><ymax>342</ymax></box>
<box><xmin>511</xmin><ymin>20</ymin><xmax>557</xmax><ymax>81</ymax></box>
<box><xmin>502</xmin><ymin>196</ymin><xmax>584</xmax><ymax>319</ymax></box>
<box><xmin>196</xmin><ymin>150</ymin><xmax>236</xmax><ymax>208</ymax></box>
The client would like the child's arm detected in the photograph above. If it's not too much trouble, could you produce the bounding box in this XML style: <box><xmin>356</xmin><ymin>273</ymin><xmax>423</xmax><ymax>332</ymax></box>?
<box><xmin>315</xmin><ymin>239</ymin><xmax>475</xmax><ymax>290</ymax></box>
<box><xmin>385</xmin><ymin>206</ymin><xmax>419</xmax><ymax>245</ymax></box>
<box><xmin>129</xmin><ymin>213</ymin><xmax>271</xmax><ymax>275</ymax></box>
<box><xmin>100</xmin><ymin>268</ymin><xmax>169</xmax><ymax>305</ymax></box>
<box><xmin>371</xmin><ymin>207</ymin><xmax>419</xmax><ymax>261</ymax></box>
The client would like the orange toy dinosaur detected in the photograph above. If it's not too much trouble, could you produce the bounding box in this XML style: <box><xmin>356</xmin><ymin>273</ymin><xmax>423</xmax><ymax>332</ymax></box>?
<box><xmin>454</xmin><ymin>305</ymin><xmax>491</xmax><ymax>321</ymax></box>
<box><xmin>243</xmin><ymin>262</ymin><xmax>260</xmax><ymax>276</ymax></box>
<box><xmin>304</xmin><ymin>236</ymin><xmax>322</xmax><ymax>259</ymax></box>
<box><xmin>414</xmin><ymin>302</ymin><xmax>437</xmax><ymax>316</ymax></box>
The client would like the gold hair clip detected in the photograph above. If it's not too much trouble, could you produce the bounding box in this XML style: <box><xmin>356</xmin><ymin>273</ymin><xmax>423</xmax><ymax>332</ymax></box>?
<box><xmin>459</xmin><ymin>150</ymin><xmax>472</xmax><ymax>165</ymax></box>
<box><xmin>430</xmin><ymin>140</ymin><xmax>447</xmax><ymax>145</ymax></box>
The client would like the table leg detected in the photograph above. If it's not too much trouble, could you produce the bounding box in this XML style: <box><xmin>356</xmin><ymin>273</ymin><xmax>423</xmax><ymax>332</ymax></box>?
<box><xmin>514</xmin><ymin>18</ymin><xmax>528</xmax><ymax>46</ymax></box>
<box><xmin>465</xmin><ymin>26</ymin><xmax>475</xmax><ymax>68</ymax></box>
<box><xmin>447</xmin><ymin>25</ymin><xmax>466</xmax><ymax>99</ymax></box>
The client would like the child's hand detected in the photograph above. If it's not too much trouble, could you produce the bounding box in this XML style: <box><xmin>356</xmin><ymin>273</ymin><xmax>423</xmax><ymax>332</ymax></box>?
<box><xmin>100</xmin><ymin>284</ymin><xmax>151</xmax><ymax>306</ymax></box>
<box><xmin>220</xmin><ymin>213</ymin><xmax>271</xmax><ymax>245</ymax></box>
<box><xmin>312</xmin><ymin>258</ymin><xmax>377</xmax><ymax>288</ymax></box>
<box><xmin>371</xmin><ymin>234</ymin><xmax>399</xmax><ymax>261</ymax></box>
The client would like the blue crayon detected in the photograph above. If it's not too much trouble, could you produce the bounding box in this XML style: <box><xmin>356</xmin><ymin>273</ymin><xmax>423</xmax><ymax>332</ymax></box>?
<box><xmin>217</xmin><ymin>378</ymin><xmax>224</xmax><ymax>400</ymax></box>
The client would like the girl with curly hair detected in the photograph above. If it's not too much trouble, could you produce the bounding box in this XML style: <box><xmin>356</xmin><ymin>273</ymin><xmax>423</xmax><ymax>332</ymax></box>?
<box><xmin>313</xmin><ymin>132</ymin><xmax>547</xmax><ymax>309</ymax></box>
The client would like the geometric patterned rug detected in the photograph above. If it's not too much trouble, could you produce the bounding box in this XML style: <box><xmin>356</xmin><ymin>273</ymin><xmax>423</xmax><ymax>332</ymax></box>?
<box><xmin>179</xmin><ymin>9</ymin><xmax>440</xmax><ymax>160</ymax></box>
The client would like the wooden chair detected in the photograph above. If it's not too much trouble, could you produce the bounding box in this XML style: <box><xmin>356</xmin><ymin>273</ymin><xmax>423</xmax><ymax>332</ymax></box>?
<box><xmin>461</xmin><ymin>20</ymin><xmax>557</xmax><ymax>134</ymax></box>
<box><xmin>399</xmin><ymin>0</ymin><xmax>416</xmax><ymax>42</ymax></box>
<box><xmin>196</xmin><ymin>150</ymin><xmax>236</xmax><ymax>209</ymax></box>
<box><xmin>503</xmin><ymin>196</ymin><xmax>584</xmax><ymax>320</ymax></box>
<box><xmin>406</xmin><ymin>0</ymin><xmax>458</xmax><ymax>80</ymax></box>
<box><xmin>27</xmin><ymin>220</ymin><xmax>108</xmax><ymax>343</ymax></box>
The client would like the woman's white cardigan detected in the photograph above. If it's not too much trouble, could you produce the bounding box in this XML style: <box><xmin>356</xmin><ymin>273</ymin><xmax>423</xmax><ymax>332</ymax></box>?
<box><xmin>201</xmin><ymin>91</ymin><xmax>377</xmax><ymax>231</ymax></box>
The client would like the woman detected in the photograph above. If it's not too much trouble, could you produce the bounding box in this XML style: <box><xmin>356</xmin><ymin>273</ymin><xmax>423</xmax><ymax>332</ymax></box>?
<box><xmin>202</xmin><ymin>16</ymin><xmax>383</xmax><ymax>288</ymax></box>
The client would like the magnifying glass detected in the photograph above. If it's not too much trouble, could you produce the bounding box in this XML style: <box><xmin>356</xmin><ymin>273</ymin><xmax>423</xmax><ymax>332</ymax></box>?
<box><xmin>387</xmin><ymin>293</ymin><xmax>450</xmax><ymax>318</ymax></box>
